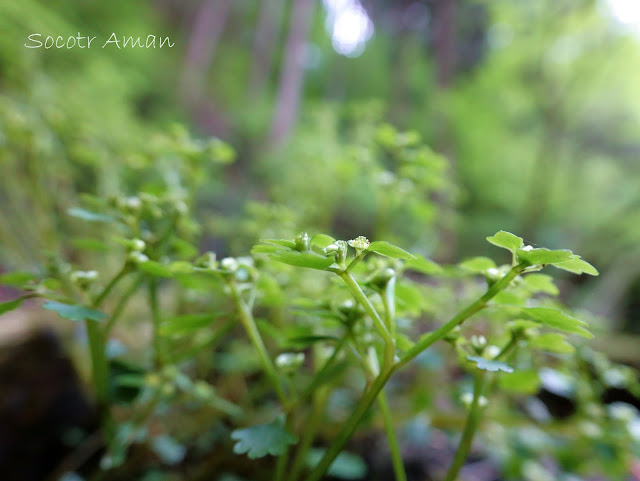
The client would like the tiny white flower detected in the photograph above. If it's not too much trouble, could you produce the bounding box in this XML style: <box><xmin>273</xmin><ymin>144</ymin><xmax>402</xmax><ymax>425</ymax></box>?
<box><xmin>131</xmin><ymin>239</ymin><xmax>146</xmax><ymax>251</ymax></box>
<box><xmin>521</xmin><ymin>245</ymin><xmax>534</xmax><ymax>252</ymax></box>
<box><xmin>486</xmin><ymin>345</ymin><xmax>501</xmax><ymax>358</ymax></box>
<box><xmin>486</xmin><ymin>267</ymin><xmax>500</xmax><ymax>277</ymax></box>
<box><xmin>348</xmin><ymin>236</ymin><xmax>370</xmax><ymax>251</ymax></box>
<box><xmin>128</xmin><ymin>251</ymin><xmax>149</xmax><ymax>264</ymax></box>
<box><xmin>220</xmin><ymin>257</ymin><xmax>238</xmax><ymax>272</ymax></box>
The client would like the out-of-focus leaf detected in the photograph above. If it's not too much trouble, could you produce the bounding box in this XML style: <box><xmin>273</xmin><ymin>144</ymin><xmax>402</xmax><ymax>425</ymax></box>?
<box><xmin>522</xmin><ymin>307</ymin><xmax>592</xmax><ymax>338</ymax></box>
<box><xmin>307</xmin><ymin>449</ymin><xmax>367</xmax><ymax>479</ymax></box>
<box><xmin>231</xmin><ymin>419</ymin><xmax>297</xmax><ymax>459</ymax></box>
<box><xmin>529</xmin><ymin>333</ymin><xmax>576</xmax><ymax>354</ymax></box>
<box><xmin>404</xmin><ymin>255</ymin><xmax>442</xmax><ymax>275</ymax></box>
<box><xmin>467</xmin><ymin>356</ymin><xmax>514</xmax><ymax>373</ymax></box>
<box><xmin>67</xmin><ymin>207</ymin><xmax>114</xmax><ymax>223</ymax></box>
<box><xmin>499</xmin><ymin>370</ymin><xmax>540</xmax><ymax>394</ymax></box>
<box><xmin>459</xmin><ymin>256</ymin><xmax>497</xmax><ymax>273</ymax></box>
<box><xmin>43</xmin><ymin>301</ymin><xmax>107</xmax><ymax>322</ymax></box>
<box><xmin>159</xmin><ymin>313</ymin><xmax>217</xmax><ymax>336</ymax></box>
<box><xmin>524</xmin><ymin>274</ymin><xmax>559</xmax><ymax>295</ymax></box>
<box><xmin>269</xmin><ymin>251</ymin><xmax>334</xmax><ymax>270</ymax></box>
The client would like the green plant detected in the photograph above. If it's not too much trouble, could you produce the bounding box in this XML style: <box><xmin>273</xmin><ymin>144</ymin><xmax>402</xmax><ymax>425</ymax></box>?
<box><xmin>3</xmin><ymin>209</ymin><xmax>615</xmax><ymax>481</ymax></box>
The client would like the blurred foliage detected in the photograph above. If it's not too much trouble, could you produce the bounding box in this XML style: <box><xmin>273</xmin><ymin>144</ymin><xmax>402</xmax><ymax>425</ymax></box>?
<box><xmin>1</xmin><ymin>0</ymin><xmax>640</xmax><ymax>480</ymax></box>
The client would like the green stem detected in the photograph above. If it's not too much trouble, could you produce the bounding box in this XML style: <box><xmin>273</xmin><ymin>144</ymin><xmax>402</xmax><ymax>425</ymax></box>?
<box><xmin>306</xmin><ymin>367</ymin><xmax>394</xmax><ymax>481</ymax></box>
<box><xmin>338</xmin><ymin>271</ymin><xmax>395</xmax><ymax>367</ymax></box>
<box><xmin>377</xmin><ymin>391</ymin><xmax>407</xmax><ymax>481</ymax></box>
<box><xmin>92</xmin><ymin>265</ymin><xmax>129</xmax><ymax>307</ymax></box>
<box><xmin>104</xmin><ymin>274</ymin><xmax>144</xmax><ymax>336</ymax></box>
<box><xmin>398</xmin><ymin>264</ymin><xmax>525</xmax><ymax>369</ymax></box>
<box><xmin>228</xmin><ymin>280</ymin><xmax>289</xmax><ymax>407</ymax></box>
<box><xmin>275</xmin><ymin>448</ymin><xmax>289</xmax><ymax>481</ymax></box>
<box><xmin>443</xmin><ymin>371</ymin><xmax>487</xmax><ymax>481</ymax></box>
<box><xmin>86</xmin><ymin>320</ymin><xmax>109</xmax><ymax>406</ymax></box>
<box><xmin>307</xmin><ymin>265</ymin><xmax>525</xmax><ymax>481</ymax></box>
<box><xmin>287</xmin><ymin>388</ymin><xmax>329</xmax><ymax>481</ymax></box>
<box><xmin>148</xmin><ymin>278</ymin><xmax>165</xmax><ymax>367</ymax></box>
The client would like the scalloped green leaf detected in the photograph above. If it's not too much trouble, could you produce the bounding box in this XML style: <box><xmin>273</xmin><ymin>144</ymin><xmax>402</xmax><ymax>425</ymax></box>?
<box><xmin>367</xmin><ymin>241</ymin><xmax>415</xmax><ymax>260</ymax></box>
<box><xmin>467</xmin><ymin>356</ymin><xmax>514</xmax><ymax>373</ymax></box>
<box><xmin>553</xmin><ymin>257</ymin><xmax>599</xmax><ymax>276</ymax></box>
<box><xmin>269</xmin><ymin>251</ymin><xmax>334</xmax><ymax>270</ymax></box>
<box><xmin>43</xmin><ymin>301</ymin><xmax>107</xmax><ymax>322</ymax></box>
<box><xmin>231</xmin><ymin>419</ymin><xmax>298</xmax><ymax>459</ymax></box>
<box><xmin>459</xmin><ymin>256</ymin><xmax>496</xmax><ymax>273</ymax></box>
<box><xmin>529</xmin><ymin>333</ymin><xmax>575</xmax><ymax>354</ymax></box>
<box><xmin>486</xmin><ymin>231</ymin><xmax>523</xmax><ymax>253</ymax></box>
<box><xmin>516</xmin><ymin>248</ymin><xmax>573</xmax><ymax>266</ymax></box>
<box><xmin>521</xmin><ymin>307</ymin><xmax>592</xmax><ymax>338</ymax></box>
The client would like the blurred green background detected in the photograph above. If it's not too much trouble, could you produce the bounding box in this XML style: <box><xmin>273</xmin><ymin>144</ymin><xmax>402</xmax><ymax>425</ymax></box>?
<box><xmin>2</xmin><ymin>0</ymin><xmax>639</xmax><ymax>337</ymax></box>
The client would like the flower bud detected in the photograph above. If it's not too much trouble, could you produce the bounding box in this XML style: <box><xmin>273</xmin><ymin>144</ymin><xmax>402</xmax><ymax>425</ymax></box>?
<box><xmin>128</xmin><ymin>251</ymin><xmax>149</xmax><ymax>264</ymax></box>
<box><xmin>276</xmin><ymin>352</ymin><xmax>305</xmax><ymax>373</ymax></box>
<box><xmin>295</xmin><ymin>232</ymin><xmax>310</xmax><ymax>252</ymax></box>
<box><xmin>348</xmin><ymin>236</ymin><xmax>370</xmax><ymax>255</ymax></box>
<box><xmin>220</xmin><ymin>257</ymin><xmax>238</xmax><ymax>272</ymax></box>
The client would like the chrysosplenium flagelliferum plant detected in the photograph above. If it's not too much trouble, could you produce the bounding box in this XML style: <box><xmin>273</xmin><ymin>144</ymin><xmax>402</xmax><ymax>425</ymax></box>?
<box><xmin>1</xmin><ymin>129</ymin><xmax>637</xmax><ymax>481</ymax></box>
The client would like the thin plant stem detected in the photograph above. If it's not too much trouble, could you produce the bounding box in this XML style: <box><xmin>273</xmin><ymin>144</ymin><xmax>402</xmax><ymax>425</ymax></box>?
<box><xmin>228</xmin><ymin>280</ymin><xmax>289</xmax><ymax>407</ymax></box>
<box><xmin>397</xmin><ymin>264</ymin><xmax>525</xmax><ymax>368</ymax></box>
<box><xmin>287</xmin><ymin>388</ymin><xmax>329</xmax><ymax>481</ymax></box>
<box><xmin>148</xmin><ymin>278</ymin><xmax>165</xmax><ymax>367</ymax></box>
<box><xmin>307</xmin><ymin>265</ymin><xmax>525</xmax><ymax>481</ymax></box>
<box><xmin>443</xmin><ymin>370</ymin><xmax>487</xmax><ymax>481</ymax></box>
<box><xmin>377</xmin><ymin>391</ymin><xmax>407</xmax><ymax>481</ymax></box>
<box><xmin>338</xmin><ymin>271</ymin><xmax>395</xmax><ymax>367</ymax></box>
<box><xmin>275</xmin><ymin>447</ymin><xmax>289</xmax><ymax>481</ymax></box>
<box><xmin>104</xmin><ymin>274</ymin><xmax>144</xmax><ymax>336</ymax></box>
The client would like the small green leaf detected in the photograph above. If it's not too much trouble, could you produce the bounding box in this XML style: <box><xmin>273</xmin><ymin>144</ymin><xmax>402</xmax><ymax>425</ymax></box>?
<box><xmin>524</xmin><ymin>274</ymin><xmax>559</xmax><ymax>296</ymax></box>
<box><xmin>0</xmin><ymin>272</ymin><xmax>38</xmax><ymax>287</ymax></box>
<box><xmin>310</xmin><ymin>234</ymin><xmax>337</xmax><ymax>249</ymax></box>
<box><xmin>231</xmin><ymin>419</ymin><xmax>298</xmax><ymax>459</ymax></box>
<box><xmin>251</xmin><ymin>244</ymin><xmax>285</xmax><ymax>255</ymax></box>
<box><xmin>486</xmin><ymin>231</ymin><xmax>523</xmax><ymax>253</ymax></box>
<box><xmin>307</xmin><ymin>449</ymin><xmax>368</xmax><ymax>479</ymax></box>
<box><xmin>529</xmin><ymin>333</ymin><xmax>576</xmax><ymax>354</ymax></box>
<box><xmin>269</xmin><ymin>251</ymin><xmax>334</xmax><ymax>270</ymax></box>
<box><xmin>367</xmin><ymin>241</ymin><xmax>415</xmax><ymax>260</ymax></box>
<box><xmin>159</xmin><ymin>313</ymin><xmax>217</xmax><ymax>336</ymax></box>
<box><xmin>0</xmin><ymin>296</ymin><xmax>32</xmax><ymax>315</ymax></box>
<box><xmin>139</xmin><ymin>261</ymin><xmax>174</xmax><ymax>278</ymax></box>
<box><xmin>459</xmin><ymin>256</ymin><xmax>496</xmax><ymax>273</ymax></box>
<box><xmin>67</xmin><ymin>207</ymin><xmax>114</xmax><ymax>223</ymax></box>
<box><xmin>404</xmin><ymin>255</ymin><xmax>443</xmax><ymax>275</ymax></box>
<box><xmin>43</xmin><ymin>301</ymin><xmax>107</xmax><ymax>322</ymax></box>
<box><xmin>260</xmin><ymin>239</ymin><xmax>297</xmax><ymax>249</ymax></box>
<box><xmin>516</xmin><ymin>248</ymin><xmax>573</xmax><ymax>266</ymax></box>
<box><xmin>553</xmin><ymin>257</ymin><xmax>599</xmax><ymax>276</ymax></box>
<box><xmin>467</xmin><ymin>356</ymin><xmax>514</xmax><ymax>373</ymax></box>
<box><xmin>521</xmin><ymin>307</ymin><xmax>592</xmax><ymax>338</ymax></box>
<box><xmin>499</xmin><ymin>370</ymin><xmax>541</xmax><ymax>394</ymax></box>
